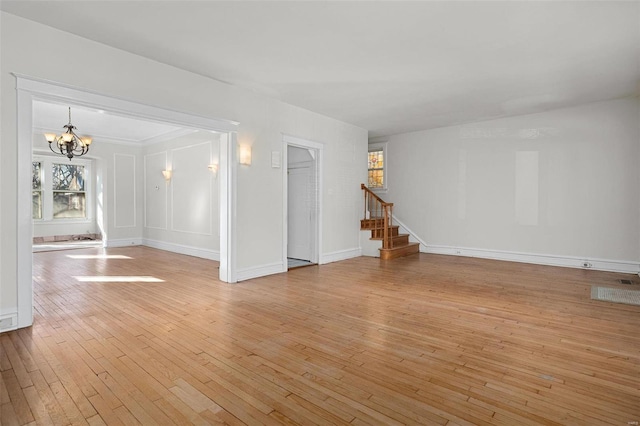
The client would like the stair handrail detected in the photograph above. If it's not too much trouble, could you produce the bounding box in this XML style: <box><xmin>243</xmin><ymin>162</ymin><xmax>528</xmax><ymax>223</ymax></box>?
<box><xmin>361</xmin><ymin>184</ymin><xmax>394</xmax><ymax>249</ymax></box>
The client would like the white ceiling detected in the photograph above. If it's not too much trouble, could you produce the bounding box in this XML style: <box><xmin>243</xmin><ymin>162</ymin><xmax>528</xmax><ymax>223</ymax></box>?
<box><xmin>4</xmin><ymin>1</ymin><xmax>639</xmax><ymax>138</ymax></box>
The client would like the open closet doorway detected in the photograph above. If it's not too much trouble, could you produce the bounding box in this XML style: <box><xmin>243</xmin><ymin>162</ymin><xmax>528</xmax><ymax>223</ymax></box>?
<box><xmin>283</xmin><ymin>135</ymin><xmax>322</xmax><ymax>270</ymax></box>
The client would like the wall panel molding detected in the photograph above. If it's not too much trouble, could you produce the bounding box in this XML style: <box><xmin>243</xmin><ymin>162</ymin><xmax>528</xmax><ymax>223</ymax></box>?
<box><xmin>113</xmin><ymin>153</ymin><xmax>136</xmax><ymax>228</ymax></box>
<box><xmin>170</xmin><ymin>142</ymin><xmax>213</xmax><ymax>235</ymax></box>
<box><xmin>143</xmin><ymin>151</ymin><xmax>168</xmax><ymax>230</ymax></box>
<box><xmin>143</xmin><ymin>238</ymin><xmax>219</xmax><ymax>261</ymax></box>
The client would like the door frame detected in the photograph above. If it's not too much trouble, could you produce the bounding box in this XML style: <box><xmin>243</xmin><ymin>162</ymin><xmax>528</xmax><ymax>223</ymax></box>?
<box><xmin>15</xmin><ymin>74</ymin><xmax>239</xmax><ymax>329</ymax></box>
<box><xmin>287</xmin><ymin>161</ymin><xmax>313</xmax><ymax>261</ymax></box>
<box><xmin>282</xmin><ymin>134</ymin><xmax>323</xmax><ymax>268</ymax></box>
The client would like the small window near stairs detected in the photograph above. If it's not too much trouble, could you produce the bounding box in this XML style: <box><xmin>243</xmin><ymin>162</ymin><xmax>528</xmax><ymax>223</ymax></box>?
<box><xmin>368</xmin><ymin>143</ymin><xmax>386</xmax><ymax>190</ymax></box>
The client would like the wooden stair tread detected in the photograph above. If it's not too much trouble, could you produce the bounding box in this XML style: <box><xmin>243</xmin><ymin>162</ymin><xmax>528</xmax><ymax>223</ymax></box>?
<box><xmin>379</xmin><ymin>242</ymin><xmax>420</xmax><ymax>260</ymax></box>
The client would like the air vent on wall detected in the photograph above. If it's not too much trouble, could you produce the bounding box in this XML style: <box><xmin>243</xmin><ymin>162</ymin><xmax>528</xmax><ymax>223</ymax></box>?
<box><xmin>0</xmin><ymin>315</ymin><xmax>16</xmax><ymax>332</ymax></box>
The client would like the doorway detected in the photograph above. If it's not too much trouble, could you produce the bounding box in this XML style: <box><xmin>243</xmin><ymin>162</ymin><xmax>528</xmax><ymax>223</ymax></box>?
<box><xmin>16</xmin><ymin>76</ymin><xmax>238</xmax><ymax>330</ymax></box>
<box><xmin>283</xmin><ymin>135</ymin><xmax>322</xmax><ymax>270</ymax></box>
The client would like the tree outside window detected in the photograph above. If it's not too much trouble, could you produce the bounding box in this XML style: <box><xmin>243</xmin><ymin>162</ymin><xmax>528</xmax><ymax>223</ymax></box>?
<box><xmin>32</xmin><ymin>156</ymin><xmax>92</xmax><ymax>224</ymax></box>
<box><xmin>52</xmin><ymin>163</ymin><xmax>86</xmax><ymax>219</ymax></box>
<box><xmin>32</xmin><ymin>162</ymin><xmax>42</xmax><ymax>219</ymax></box>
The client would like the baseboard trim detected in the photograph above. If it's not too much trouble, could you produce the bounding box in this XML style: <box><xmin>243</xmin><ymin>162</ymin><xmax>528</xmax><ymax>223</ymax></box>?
<box><xmin>105</xmin><ymin>238</ymin><xmax>143</xmax><ymax>248</ymax></box>
<box><xmin>0</xmin><ymin>312</ymin><xmax>18</xmax><ymax>333</ymax></box>
<box><xmin>320</xmin><ymin>248</ymin><xmax>362</xmax><ymax>265</ymax></box>
<box><xmin>236</xmin><ymin>262</ymin><xmax>285</xmax><ymax>282</ymax></box>
<box><xmin>392</xmin><ymin>214</ymin><xmax>429</xmax><ymax>252</ymax></box>
<box><xmin>143</xmin><ymin>238</ymin><xmax>220</xmax><ymax>261</ymax></box>
<box><xmin>423</xmin><ymin>244</ymin><xmax>640</xmax><ymax>274</ymax></box>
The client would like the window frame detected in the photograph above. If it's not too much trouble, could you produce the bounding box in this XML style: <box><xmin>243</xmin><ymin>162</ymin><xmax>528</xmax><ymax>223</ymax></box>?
<box><xmin>32</xmin><ymin>154</ymin><xmax>93</xmax><ymax>224</ymax></box>
<box><xmin>32</xmin><ymin>161</ymin><xmax>43</xmax><ymax>220</ymax></box>
<box><xmin>368</xmin><ymin>142</ymin><xmax>387</xmax><ymax>192</ymax></box>
<box><xmin>52</xmin><ymin>162</ymin><xmax>87</xmax><ymax>220</ymax></box>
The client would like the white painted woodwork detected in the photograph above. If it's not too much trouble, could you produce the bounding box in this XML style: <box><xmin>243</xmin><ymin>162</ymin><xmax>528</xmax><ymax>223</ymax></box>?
<box><xmin>2</xmin><ymin>12</ymin><xmax>366</xmax><ymax>327</ymax></box>
<box><xmin>144</xmin><ymin>151</ymin><xmax>168</xmax><ymax>230</ymax></box>
<box><xmin>282</xmin><ymin>135</ymin><xmax>328</xmax><ymax>269</ymax></box>
<box><xmin>10</xmin><ymin>75</ymin><xmax>238</xmax><ymax>328</ymax></box>
<box><xmin>143</xmin><ymin>133</ymin><xmax>220</xmax><ymax>254</ymax></box>
<box><xmin>288</xmin><ymin>164</ymin><xmax>312</xmax><ymax>261</ymax></box>
<box><xmin>31</xmin><ymin>153</ymin><xmax>98</xmax><ymax>237</ymax></box>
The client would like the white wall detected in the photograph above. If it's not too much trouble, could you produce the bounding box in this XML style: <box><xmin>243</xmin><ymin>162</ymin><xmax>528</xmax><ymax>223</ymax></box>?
<box><xmin>0</xmin><ymin>12</ymin><xmax>367</xmax><ymax>329</ymax></box>
<box><xmin>87</xmin><ymin>139</ymin><xmax>144</xmax><ymax>246</ymax></box>
<box><xmin>143</xmin><ymin>131</ymin><xmax>221</xmax><ymax>259</ymax></box>
<box><xmin>382</xmin><ymin>97</ymin><xmax>640</xmax><ymax>272</ymax></box>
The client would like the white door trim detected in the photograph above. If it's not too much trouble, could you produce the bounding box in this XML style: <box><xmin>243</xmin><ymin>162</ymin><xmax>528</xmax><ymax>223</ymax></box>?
<box><xmin>282</xmin><ymin>134</ymin><xmax>323</xmax><ymax>268</ymax></box>
<box><xmin>218</xmin><ymin>132</ymin><xmax>237</xmax><ymax>283</ymax></box>
<box><xmin>15</xmin><ymin>74</ymin><xmax>238</xmax><ymax>328</ymax></box>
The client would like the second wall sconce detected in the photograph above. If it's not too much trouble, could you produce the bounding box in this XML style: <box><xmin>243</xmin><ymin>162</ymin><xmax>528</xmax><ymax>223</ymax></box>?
<box><xmin>162</xmin><ymin>169</ymin><xmax>172</xmax><ymax>181</ymax></box>
<box><xmin>239</xmin><ymin>145</ymin><xmax>252</xmax><ymax>166</ymax></box>
<box><xmin>208</xmin><ymin>164</ymin><xmax>218</xmax><ymax>174</ymax></box>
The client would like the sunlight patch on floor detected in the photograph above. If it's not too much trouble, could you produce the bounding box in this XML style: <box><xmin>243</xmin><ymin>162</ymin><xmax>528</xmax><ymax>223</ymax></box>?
<box><xmin>73</xmin><ymin>276</ymin><xmax>164</xmax><ymax>283</ymax></box>
<box><xmin>67</xmin><ymin>254</ymin><xmax>132</xmax><ymax>259</ymax></box>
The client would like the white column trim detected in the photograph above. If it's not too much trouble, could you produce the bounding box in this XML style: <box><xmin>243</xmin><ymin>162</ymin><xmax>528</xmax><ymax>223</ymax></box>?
<box><xmin>219</xmin><ymin>132</ymin><xmax>237</xmax><ymax>283</ymax></box>
<box><xmin>17</xmin><ymin>90</ymin><xmax>34</xmax><ymax>328</ymax></box>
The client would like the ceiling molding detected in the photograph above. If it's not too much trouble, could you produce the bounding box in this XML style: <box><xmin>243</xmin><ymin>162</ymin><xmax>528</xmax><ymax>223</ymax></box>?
<box><xmin>139</xmin><ymin>128</ymin><xmax>200</xmax><ymax>146</ymax></box>
<box><xmin>33</xmin><ymin>126</ymin><xmax>142</xmax><ymax>147</ymax></box>
<box><xmin>15</xmin><ymin>73</ymin><xmax>239</xmax><ymax>132</ymax></box>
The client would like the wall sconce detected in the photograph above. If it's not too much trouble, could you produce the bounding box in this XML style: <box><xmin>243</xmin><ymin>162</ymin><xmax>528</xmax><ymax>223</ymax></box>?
<box><xmin>208</xmin><ymin>164</ymin><xmax>218</xmax><ymax>174</ymax></box>
<box><xmin>162</xmin><ymin>170</ymin><xmax>172</xmax><ymax>181</ymax></box>
<box><xmin>239</xmin><ymin>145</ymin><xmax>252</xmax><ymax>166</ymax></box>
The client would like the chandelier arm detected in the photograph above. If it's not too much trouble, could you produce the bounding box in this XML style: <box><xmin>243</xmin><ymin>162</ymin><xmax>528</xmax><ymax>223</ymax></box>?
<box><xmin>48</xmin><ymin>141</ymin><xmax>58</xmax><ymax>156</ymax></box>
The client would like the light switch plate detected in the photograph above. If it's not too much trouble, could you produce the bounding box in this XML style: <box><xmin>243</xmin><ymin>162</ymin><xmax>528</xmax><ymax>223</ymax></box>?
<box><xmin>271</xmin><ymin>151</ymin><xmax>280</xmax><ymax>168</ymax></box>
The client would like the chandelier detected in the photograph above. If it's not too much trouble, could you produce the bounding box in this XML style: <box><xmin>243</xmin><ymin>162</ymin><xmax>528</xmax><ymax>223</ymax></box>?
<box><xmin>44</xmin><ymin>107</ymin><xmax>92</xmax><ymax>160</ymax></box>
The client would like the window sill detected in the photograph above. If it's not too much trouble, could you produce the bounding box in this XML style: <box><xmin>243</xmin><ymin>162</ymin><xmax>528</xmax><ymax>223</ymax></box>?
<box><xmin>33</xmin><ymin>219</ymin><xmax>93</xmax><ymax>225</ymax></box>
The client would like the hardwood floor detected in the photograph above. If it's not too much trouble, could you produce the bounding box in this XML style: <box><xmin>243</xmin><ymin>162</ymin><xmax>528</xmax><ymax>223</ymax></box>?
<box><xmin>2</xmin><ymin>247</ymin><xmax>639</xmax><ymax>425</ymax></box>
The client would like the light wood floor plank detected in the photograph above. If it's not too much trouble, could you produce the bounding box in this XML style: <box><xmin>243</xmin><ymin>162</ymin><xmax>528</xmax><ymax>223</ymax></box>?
<box><xmin>1</xmin><ymin>247</ymin><xmax>638</xmax><ymax>425</ymax></box>
<box><xmin>1</xmin><ymin>368</ymin><xmax>34</xmax><ymax>424</ymax></box>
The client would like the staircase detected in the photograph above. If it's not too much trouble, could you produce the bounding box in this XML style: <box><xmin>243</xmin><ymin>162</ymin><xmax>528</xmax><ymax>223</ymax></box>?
<box><xmin>360</xmin><ymin>184</ymin><xmax>420</xmax><ymax>260</ymax></box>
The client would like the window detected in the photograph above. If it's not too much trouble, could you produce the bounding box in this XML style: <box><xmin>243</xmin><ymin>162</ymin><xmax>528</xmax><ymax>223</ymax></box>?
<box><xmin>32</xmin><ymin>156</ymin><xmax>92</xmax><ymax>223</ymax></box>
<box><xmin>32</xmin><ymin>162</ymin><xmax>42</xmax><ymax>219</ymax></box>
<box><xmin>368</xmin><ymin>143</ymin><xmax>387</xmax><ymax>190</ymax></box>
<box><xmin>52</xmin><ymin>163</ymin><xmax>86</xmax><ymax>219</ymax></box>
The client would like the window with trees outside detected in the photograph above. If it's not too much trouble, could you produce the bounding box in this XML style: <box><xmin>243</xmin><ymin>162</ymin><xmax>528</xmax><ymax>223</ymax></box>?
<box><xmin>368</xmin><ymin>148</ymin><xmax>385</xmax><ymax>189</ymax></box>
<box><xmin>52</xmin><ymin>163</ymin><xmax>86</xmax><ymax>219</ymax></box>
<box><xmin>32</xmin><ymin>156</ymin><xmax>91</xmax><ymax>222</ymax></box>
<box><xmin>32</xmin><ymin>162</ymin><xmax>42</xmax><ymax>219</ymax></box>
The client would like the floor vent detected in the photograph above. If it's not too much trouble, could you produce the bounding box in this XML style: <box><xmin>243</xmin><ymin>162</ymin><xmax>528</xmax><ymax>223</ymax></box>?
<box><xmin>619</xmin><ymin>279</ymin><xmax>636</xmax><ymax>285</ymax></box>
